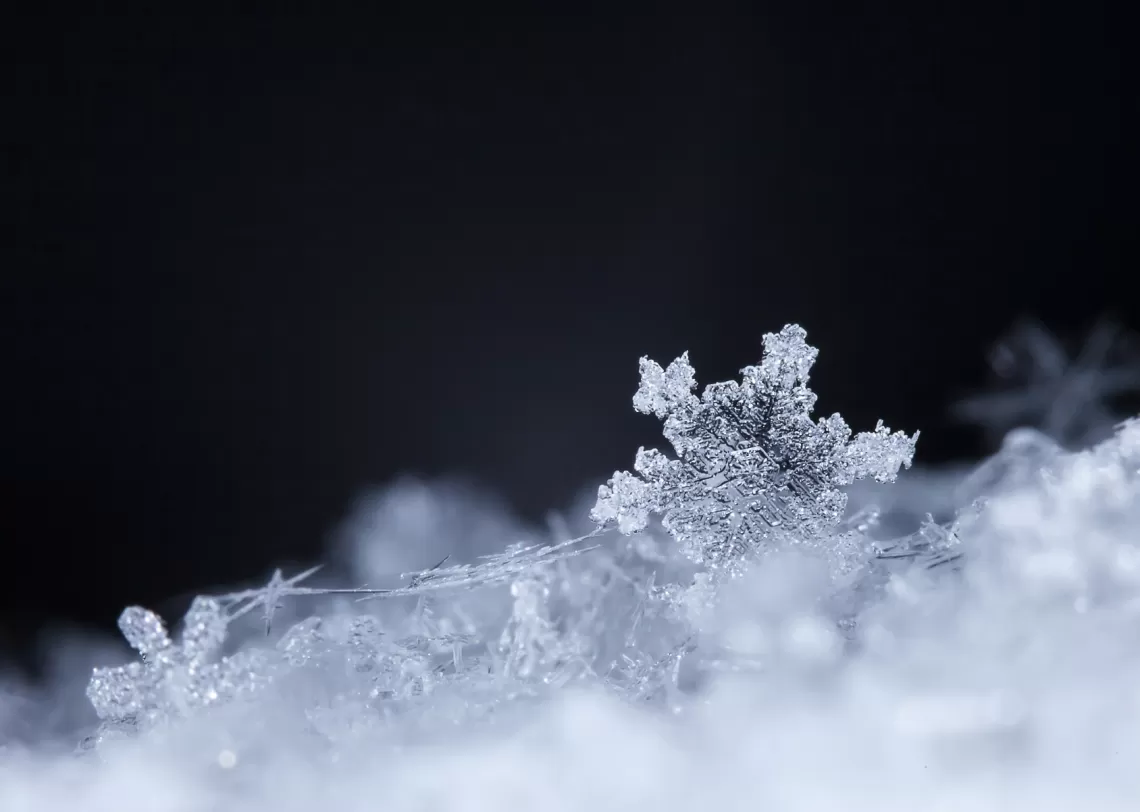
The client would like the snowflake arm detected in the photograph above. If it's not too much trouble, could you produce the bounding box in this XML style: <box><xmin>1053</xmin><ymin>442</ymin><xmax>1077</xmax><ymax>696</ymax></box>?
<box><xmin>633</xmin><ymin>352</ymin><xmax>698</xmax><ymax>418</ymax></box>
<box><xmin>842</xmin><ymin>420</ymin><xmax>921</xmax><ymax>485</ymax></box>
<box><xmin>592</xmin><ymin>469</ymin><xmax>659</xmax><ymax>534</ymax></box>
<box><xmin>86</xmin><ymin>597</ymin><xmax>266</xmax><ymax>725</ymax></box>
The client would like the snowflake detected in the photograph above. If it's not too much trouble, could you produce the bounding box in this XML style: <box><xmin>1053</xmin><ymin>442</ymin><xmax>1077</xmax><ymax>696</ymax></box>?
<box><xmin>953</xmin><ymin>318</ymin><xmax>1140</xmax><ymax>448</ymax></box>
<box><xmin>86</xmin><ymin>597</ymin><xmax>268</xmax><ymax>726</ymax></box>
<box><xmin>591</xmin><ymin>324</ymin><xmax>918</xmax><ymax>567</ymax></box>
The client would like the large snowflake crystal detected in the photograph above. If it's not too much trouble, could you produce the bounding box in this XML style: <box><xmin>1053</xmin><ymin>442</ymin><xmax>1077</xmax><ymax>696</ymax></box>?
<box><xmin>592</xmin><ymin>325</ymin><xmax>918</xmax><ymax>566</ymax></box>
<box><xmin>86</xmin><ymin>597</ymin><xmax>267</xmax><ymax>726</ymax></box>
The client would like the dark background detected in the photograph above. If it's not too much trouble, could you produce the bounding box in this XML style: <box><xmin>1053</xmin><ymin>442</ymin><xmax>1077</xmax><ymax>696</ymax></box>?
<box><xmin>2</xmin><ymin>8</ymin><xmax>1134</xmax><ymax>665</ymax></box>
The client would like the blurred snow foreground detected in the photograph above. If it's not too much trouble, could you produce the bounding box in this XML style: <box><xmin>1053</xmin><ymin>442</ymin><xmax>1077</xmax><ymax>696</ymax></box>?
<box><xmin>5</xmin><ymin>325</ymin><xmax>1140</xmax><ymax>811</ymax></box>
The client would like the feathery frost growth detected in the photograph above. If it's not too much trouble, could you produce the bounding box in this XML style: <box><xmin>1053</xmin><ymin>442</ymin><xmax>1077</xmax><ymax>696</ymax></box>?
<box><xmin>86</xmin><ymin>598</ymin><xmax>269</xmax><ymax>730</ymax></box>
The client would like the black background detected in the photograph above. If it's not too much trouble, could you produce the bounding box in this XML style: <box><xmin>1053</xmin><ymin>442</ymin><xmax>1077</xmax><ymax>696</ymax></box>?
<box><xmin>2</xmin><ymin>8</ymin><xmax>1134</xmax><ymax>666</ymax></box>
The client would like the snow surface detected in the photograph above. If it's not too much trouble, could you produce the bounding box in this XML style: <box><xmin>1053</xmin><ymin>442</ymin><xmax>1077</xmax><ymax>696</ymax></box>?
<box><xmin>3</xmin><ymin>334</ymin><xmax>1140</xmax><ymax>810</ymax></box>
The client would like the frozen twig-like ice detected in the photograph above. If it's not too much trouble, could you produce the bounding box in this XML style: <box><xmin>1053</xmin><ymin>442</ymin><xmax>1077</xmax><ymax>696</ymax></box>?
<box><xmin>353</xmin><ymin>529</ymin><xmax>605</xmax><ymax>601</ymax></box>
<box><xmin>215</xmin><ymin>565</ymin><xmax>406</xmax><ymax>633</ymax></box>
<box><xmin>591</xmin><ymin>325</ymin><xmax>918</xmax><ymax>567</ymax></box>
<box><xmin>874</xmin><ymin>513</ymin><xmax>965</xmax><ymax>570</ymax></box>
<box><xmin>86</xmin><ymin>597</ymin><xmax>268</xmax><ymax>727</ymax></box>
<box><xmin>219</xmin><ymin>565</ymin><xmax>327</xmax><ymax>635</ymax></box>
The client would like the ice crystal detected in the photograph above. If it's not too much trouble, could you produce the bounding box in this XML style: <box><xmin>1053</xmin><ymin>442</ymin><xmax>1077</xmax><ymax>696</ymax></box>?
<box><xmin>592</xmin><ymin>324</ymin><xmax>918</xmax><ymax>567</ymax></box>
<box><xmin>220</xmin><ymin>565</ymin><xmax>326</xmax><ymax>635</ymax></box>
<box><xmin>213</xmin><ymin>564</ymin><xmax>406</xmax><ymax>636</ymax></box>
<box><xmin>86</xmin><ymin>597</ymin><xmax>267</xmax><ymax>727</ymax></box>
<box><xmin>33</xmin><ymin>326</ymin><xmax>1140</xmax><ymax>810</ymax></box>
<box><xmin>354</xmin><ymin>530</ymin><xmax>603</xmax><ymax>601</ymax></box>
<box><xmin>875</xmin><ymin>513</ymin><xmax>965</xmax><ymax>571</ymax></box>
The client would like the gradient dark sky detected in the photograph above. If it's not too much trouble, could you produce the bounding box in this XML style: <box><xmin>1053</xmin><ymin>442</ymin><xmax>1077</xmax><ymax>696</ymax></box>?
<box><xmin>2</xmin><ymin>8</ymin><xmax>1135</xmax><ymax>654</ymax></box>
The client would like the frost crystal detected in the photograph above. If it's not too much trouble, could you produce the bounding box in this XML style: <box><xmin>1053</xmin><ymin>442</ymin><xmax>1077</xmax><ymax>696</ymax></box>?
<box><xmin>355</xmin><ymin>530</ymin><xmax>603</xmax><ymax>601</ymax></box>
<box><xmin>218</xmin><ymin>565</ymin><xmax>347</xmax><ymax>635</ymax></box>
<box><xmin>875</xmin><ymin>513</ymin><xmax>966</xmax><ymax>571</ymax></box>
<box><xmin>86</xmin><ymin>597</ymin><xmax>267</xmax><ymax>727</ymax></box>
<box><xmin>592</xmin><ymin>324</ymin><xmax>918</xmax><ymax>566</ymax></box>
